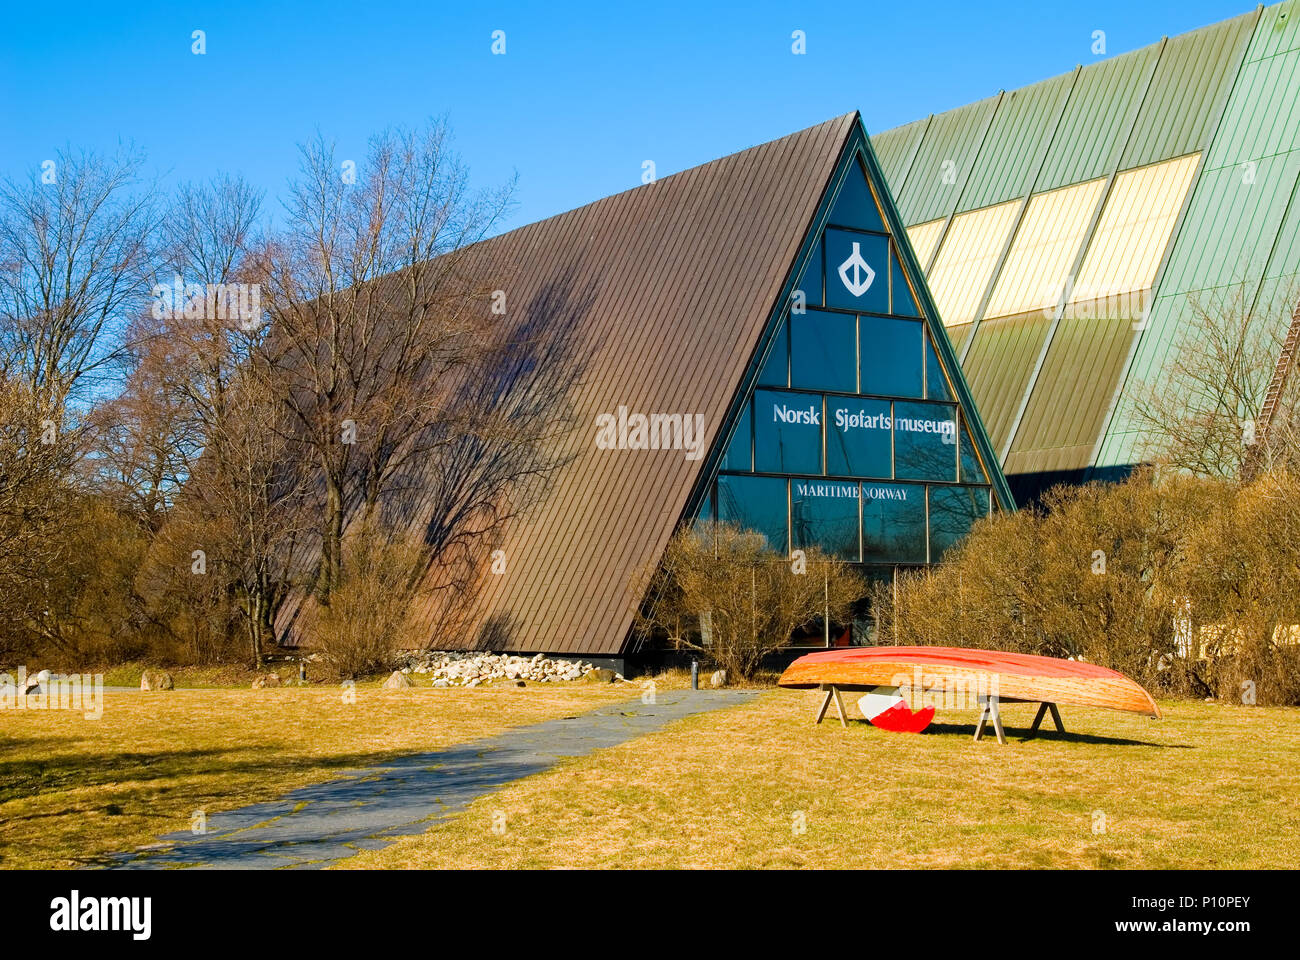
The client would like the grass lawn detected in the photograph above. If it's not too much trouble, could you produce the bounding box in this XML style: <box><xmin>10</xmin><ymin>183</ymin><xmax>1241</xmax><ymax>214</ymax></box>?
<box><xmin>341</xmin><ymin>691</ymin><xmax>1300</xmax><ymax>869</ymax></box>
<box><xmin>0</xmin><ymin>684</ymin><xmax>634</xmax><ymax>869</ymax></box>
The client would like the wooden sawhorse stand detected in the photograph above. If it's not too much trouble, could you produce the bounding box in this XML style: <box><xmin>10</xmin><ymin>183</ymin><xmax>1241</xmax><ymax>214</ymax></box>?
<box><xmin>814</xmin><ymin>684</ymin><xmax>851</xmax><ymax>727</ymax></box>
<box><xmin>814</xmin><ymin>687</ymin><xmax>1068</xmax><ymax>745</ymax></box>
<box><xmin>974</xmin><ymin>696</ymin><xmax>1065</xmax><ymax>745</ymax></box>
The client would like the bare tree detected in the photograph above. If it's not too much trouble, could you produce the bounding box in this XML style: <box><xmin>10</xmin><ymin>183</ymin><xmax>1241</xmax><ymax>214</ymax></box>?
<box><xmin>0</xmin><ymin>148</ymin><xmax>156</xmax><ymax>656</ymax></box>
<box><xmin>254</xmin><ymin>119</ymin><xmax>519</xmax><ymax>604</ymax></box>
<box><xmin>1129</xmin><ymin>281</ymin><xmax>1300</xmax><ymax>479</ymax></box>
<box><xmin>0</xmin><ymin>146</ymin><xmax>157</xmax><ymax>418</ymax></box>
<box><xmin>92</xmin><ymin>176</ymin><xmax>265</xmax><ymax>529</ymax></box>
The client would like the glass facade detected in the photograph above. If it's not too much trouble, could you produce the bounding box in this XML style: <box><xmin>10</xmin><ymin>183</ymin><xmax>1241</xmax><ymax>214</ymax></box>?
<box><xmin>700</xmin><ymin>154</ymin><xmax>998</xmax><ymax>646</ymax></box>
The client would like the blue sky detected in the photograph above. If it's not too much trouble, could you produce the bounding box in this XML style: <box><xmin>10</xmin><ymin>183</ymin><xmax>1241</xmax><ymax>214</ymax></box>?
<box><xmin>0</xmin><ymin>0</ymin><xmax>1255</xmax><ymax>235</ymax></box>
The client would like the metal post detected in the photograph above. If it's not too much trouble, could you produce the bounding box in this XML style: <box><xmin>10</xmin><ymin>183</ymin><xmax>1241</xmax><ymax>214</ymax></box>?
<box><xmin>690</xmin><ymin>660</ymin><xmax>699</xmax><ymax>690</ymax></box>
<box><xmin>824</xmin><ymin>564</ymin><xmax>830</xmax><ymax>647</ymax></box>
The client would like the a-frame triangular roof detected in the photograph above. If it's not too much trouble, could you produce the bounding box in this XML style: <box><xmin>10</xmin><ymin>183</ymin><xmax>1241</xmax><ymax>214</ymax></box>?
<box><xmin>386</xmin><ymin>113</ymin><xmax>1011</xmax><ymax>656</ymax></box>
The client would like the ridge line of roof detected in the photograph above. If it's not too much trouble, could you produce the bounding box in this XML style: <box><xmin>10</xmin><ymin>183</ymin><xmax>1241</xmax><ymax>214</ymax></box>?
<box><xmin>472</xmin><ymin>111</ymin><xmax>858</xmax><ymax>251</ymax></box>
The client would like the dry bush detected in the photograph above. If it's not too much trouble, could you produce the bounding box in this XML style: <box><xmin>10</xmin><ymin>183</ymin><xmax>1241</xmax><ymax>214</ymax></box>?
<box><xmin>636</xmin><ymin>522</ymin><xmax>868</xmax><ymax>679</ymax></box>
<box><xmin>1167</xmin><ymin>469</ymin><xmax>1300</xmax><ymax>702</ymax></box>
<box><xmin>314</xmin><ymin>523</ymin><xmax>431</xmax><ymax>678</ymax></box>
<box><xmin>134</xmin><ymin>506</ymin><xmax>244</xmax><ymax>665</ymax></box>
<box><xmin>873</xmin><ymin>469</ymin><xmax>1300</xmax><ymax>704</ymax></box>
<box><xmin>30</xmin><ymin>495</ymin><xmax>149</xmax><ymax>666</ymax></box>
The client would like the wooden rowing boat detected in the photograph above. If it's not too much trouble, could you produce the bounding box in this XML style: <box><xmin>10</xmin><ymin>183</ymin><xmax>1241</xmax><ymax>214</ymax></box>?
<box><xmin>778</xmin><ymin>646</ymin><xmax>1160</xmax><ymax>719</ymax></box>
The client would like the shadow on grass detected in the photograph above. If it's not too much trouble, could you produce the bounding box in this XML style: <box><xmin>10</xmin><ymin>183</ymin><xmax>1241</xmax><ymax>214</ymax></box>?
<box><xmin>923</xmin><ymin>720</ymin><xmax>1188</xmax><ymax>748</ymax></box>
<box><xmin>0</xmin><ymin>743</ymin><xmax>439</xmax><ymax>814</ymax></box>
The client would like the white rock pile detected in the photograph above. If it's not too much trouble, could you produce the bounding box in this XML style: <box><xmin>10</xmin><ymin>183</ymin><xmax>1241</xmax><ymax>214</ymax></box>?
<box><xmin>399</xmin><ymin>651</ymin><xmax>617</xmax><ymax>687</ymax></box>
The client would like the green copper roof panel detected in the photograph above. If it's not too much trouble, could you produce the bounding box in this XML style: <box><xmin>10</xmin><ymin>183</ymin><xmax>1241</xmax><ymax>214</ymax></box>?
<box><xmin>1120</xmin><ymin>11</ymin><xmax>1257</xmax><ymax>170</ymax></box>
<box><xmin>896</xmin><ymin>95</ymin><xmax>999</xmax><ymax>225</ymax></box>
<box><xmin>871</xmin><ymin>117</ymin><xmax>929</xmax><ymax>196</ymax></box>
<box><xmin>958</xmin><ymin>72</ymin><xmax>1076</xmax><ymax>211</ymax></box>
<box><xmin>1035</xmin><ymin>47</ymin><xmax>1157</xmax><ymax>192</ymax></box>
<box><xmin>1007</xmin><ymin>310</ymin><xmax>1138</xmax><ymax>475</ymax></box>
<box><xmin>959</xmin><ymin>310</ymin><xmax>1054</xmax><ymax>452</ymax></box>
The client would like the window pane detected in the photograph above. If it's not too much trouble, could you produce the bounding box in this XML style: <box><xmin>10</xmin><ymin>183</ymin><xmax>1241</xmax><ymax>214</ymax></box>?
<box><xmin>722</xmin><ymin>400</ymin><xmax>752</xmax><ymax>471</ymax></box>
<box><xmin>958</xmin><ymin>419</ymin><xmax>988</xmax><ymax>483</ymax></box>
<box><xmin>894</xmin><ymin>401</ymin><xmax>958</xmax><ymax>481</ymax></box>
<box><xmin>826</xmin><ymin>396</ymin><xmax>892</xmax><ymax>477</ymax></box>
<box><xmin>791</xmin><ymin>479</ymin><xmax>860</xmax><ymax>561</ymax></box>
<box><xmin>861</xmin><ymin>315</ymin><xmax>923</xmax><ymax>397</ymax></box>
<box><xmin>717</xmin><ymin>475</ymin><xmax>788</xmax><ymax>554</ymax></box>
<box><xmin>925</xmin><ymin>331</ymin><xmax>952</xmax><ymax>400</ymax></box>
<box><xmin>928</xmin><ymin>485</ymin><xmax>989</xmax><ymax>560</ymax></box>
<box><xmin>796</xmin><ymin>236</ymin><xmax>823</xmax><ymax>308</ymax></box>
<box><xmin>891</xmin><ymin>248</ymin><xmax>920</xmax><ymax>317</ymax></box>
<box><xmin>694</xmin><ymin>489</ymin><xmax>714</xmax><ymax>532</ymax></box>
<box><xmin>758</xmin><ymin>319</ymin><xmax>788</xmax><ymax>387</ymax></box>
<box><xmin>862</xmin><ymin>482</ymin><xmax>926</xmax><ymax>563</ymax></box>
<box><xmin>754</xmin><ymin>390</ymin><xmax>823</xmax><ymax>475</ymax></box>
<box><xmin>829</xmin><ymin>161</ymin><xmax>885</xmax><ymax>232</ymax></box>
<box><xmin>791</xmin><ymin>309</ymin><xmax>856</xmax><ymax>393</ymax></box>
<box><xmin>825</xmin><ymin>229</ymin><xmax>889</xmax><ymax>313</ymax></box>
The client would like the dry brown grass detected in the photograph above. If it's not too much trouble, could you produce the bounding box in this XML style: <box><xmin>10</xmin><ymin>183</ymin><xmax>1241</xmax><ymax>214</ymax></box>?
<box><xmin>341</xmin><ymin>692</ymin><xmax>1300</xmax><ymax>869</ymax></box>
<box><xmin>0</xmin><ymin>684</ymin><xmax>633</xmax><ymax>869</ymax></box>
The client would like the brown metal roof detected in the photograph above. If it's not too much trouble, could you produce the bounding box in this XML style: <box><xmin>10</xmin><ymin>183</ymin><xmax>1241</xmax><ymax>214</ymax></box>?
<box><xmin>382</xmin><ymin>114</ymin><xmax>857</xmax><ymax>656</ymax></box>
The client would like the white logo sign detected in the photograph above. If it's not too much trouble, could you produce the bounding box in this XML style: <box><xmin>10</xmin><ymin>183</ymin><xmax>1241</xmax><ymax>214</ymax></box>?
<box><xmin>772</xmin><ymin>402</ymin><xmax>820</xmax><ymax>426</ymax></box>
<box><xmin>837</xmin><ymin>241</ymin><xmax>876</xmax><ymax>298</ymax></box>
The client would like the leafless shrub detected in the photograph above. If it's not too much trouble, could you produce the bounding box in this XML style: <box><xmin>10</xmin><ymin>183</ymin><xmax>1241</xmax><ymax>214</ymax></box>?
<box><xmin>635</xmin><ymin>522</ymin><xmax>868</xmax><ymax>679</ymax></box>
<box><xmin>314</xmin><ymin>521</ymin><xmax>431</xmax><ymax>678</ymax></box>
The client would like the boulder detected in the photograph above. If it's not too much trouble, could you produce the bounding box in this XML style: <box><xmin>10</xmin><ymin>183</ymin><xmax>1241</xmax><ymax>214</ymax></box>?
<box><xmin>140</xmin><ymin>670</ymin><xmax>175</xmax><ymax>691</ymax></box>
<box><xmin>251</xmin><ymin>673</ymin><xmax>282</xmax><ymax>690</ymax></box>
<box><xmin>709</xmin><ymin>669</ymin><xmax>727</xmax><ymax>688</ymax></box>
<box><xmin>383</xmin><ymin>670</ymin><xmax>414</xmax><ymax>690</ymax></box>
<box><xmin>583</xmin><ymin>668</ymin><xmax>617</xmax><ymax>683</ymax></box>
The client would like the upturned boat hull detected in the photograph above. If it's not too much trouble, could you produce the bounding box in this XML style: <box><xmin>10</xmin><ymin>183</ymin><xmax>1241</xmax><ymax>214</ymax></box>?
<box><xmin>778</xmin><ymin>646</ymin><xmax>1160</xmax><ymax>718</ymax></box>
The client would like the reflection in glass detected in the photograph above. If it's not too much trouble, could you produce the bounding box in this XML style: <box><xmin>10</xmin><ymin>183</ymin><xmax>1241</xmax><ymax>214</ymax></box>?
<box><xmin>959</xmin><ymin>419</ymin><xmax>988</xmax><ymax>484</ymax></box>
<box><xmin>791</xmin><ymin>309</ymin><xmax>856</xmax><ymax>393</ymax></box>
<box><xmin>791</xmin><ymin>479</ymin><xmax>860</xmax><ymax>561</ymax></box>
<box><xmin>894</xmin><ymin>401</ymin><xmax>957</xmax><ymax>482</ymax></box>
<box><xmin>862</xmin><ymin>483</ymin><xmax>926</xmax><ymax>563</ymax></box>
<box><xmin>754</xmin><ymin>389</ymin><xmax>822</xmax><ymax>475</ymax></box>
<box><xmin>826</xmin><ymin>396</ymin><xmax>891</xmax><ymax>477</ymax></box>
<box><xmin>928</xmin><ymin>485</ymin><xmax>990</xmax><ymax>560</ymax></box>
<box><xmin>717</xmin><ymin>475</ymin><xmax>788</xmax><ymax>554</ymax></box>
<box><xmin>861</xmin><ymin>315</ymin><xmax>923</xmax><ymax>397</ymax></box>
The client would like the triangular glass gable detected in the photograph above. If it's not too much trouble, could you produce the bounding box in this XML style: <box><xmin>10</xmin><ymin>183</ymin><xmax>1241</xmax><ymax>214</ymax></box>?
<box><xmin>828</xmin><ymin>158</ymin><xmax>885</xmax><ymax>232</ymax></box>
<box><xmin>692</xmin><ymin>123</ymin><xmax>1007</xmax><ymax>576</ymax></box>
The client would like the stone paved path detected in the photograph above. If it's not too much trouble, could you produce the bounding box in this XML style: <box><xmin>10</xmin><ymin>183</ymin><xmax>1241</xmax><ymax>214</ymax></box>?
<box><xmin>110</xmin><ymin>689</ymin><xmax>757</xmax><ymax>870</ymax></box>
